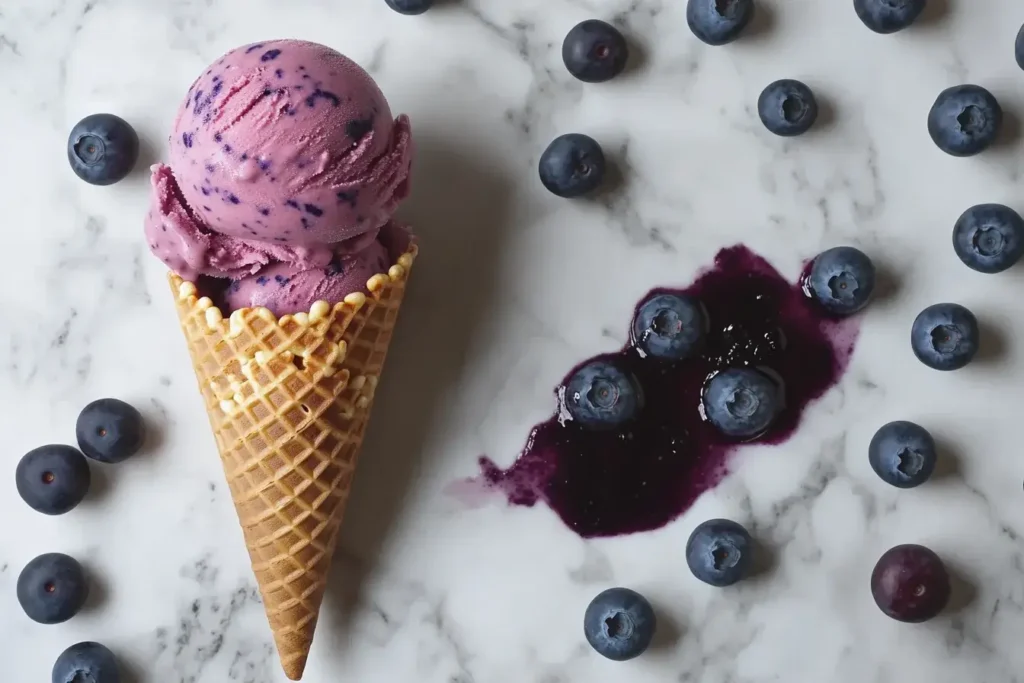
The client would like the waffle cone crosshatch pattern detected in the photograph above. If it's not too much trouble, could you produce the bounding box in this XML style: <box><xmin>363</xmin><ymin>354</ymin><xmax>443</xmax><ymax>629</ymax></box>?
<box><xmin>168</xmin><ymin>243</ymin><xmax>416</xmax><ymax>680</ymax></box>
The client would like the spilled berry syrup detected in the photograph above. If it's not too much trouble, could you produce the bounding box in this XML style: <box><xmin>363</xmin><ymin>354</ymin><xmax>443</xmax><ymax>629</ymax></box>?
<box><xmin>460</xmin><ymin>245</ymin><xmax>860</xmax><ymax>538</ymax></box>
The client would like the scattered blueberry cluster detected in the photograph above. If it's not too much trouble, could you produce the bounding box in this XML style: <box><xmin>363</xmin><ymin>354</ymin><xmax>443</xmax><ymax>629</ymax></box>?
<box><xmin>518</xmin><ymin>0</ymin><xmax>1022</xmax><ymax>657</ymax></box>
<box><xmin>15</xmin><ymin>399</ymin><xmax>144</xmax><ymax>683</ymax></box>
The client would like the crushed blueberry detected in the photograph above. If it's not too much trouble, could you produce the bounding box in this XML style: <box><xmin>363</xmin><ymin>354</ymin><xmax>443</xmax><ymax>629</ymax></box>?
<box><xmin>261</xmin><ymin>49</ymin><xmax>282</xmax><ymax>62</ymax></box>
<box><xmin>258</xmin><ymin>207</ymin><xmax>270</xmax><ymax>216</ymax></box>
<box><xmin>346</xmin><ymin>118</ymin><xmax>373</xmax><ymax>141</ymax></box>
<box><xmin>245</xmin><ymin>43</ymin><xmax>265</xmax><ymax>53</ymax></box>
<box><xmin>305</xmin><ymin>89</ymin><xmax>341</xmax><ymax>108</ymax></box>
<box><xmin>303</xmin><ymin>204</ymin><xmax>323</xmax><ymax>217</ymax></box>
<box><xmin>226</xmin><ymin>193</ymin><xmax>240</xmax><ymax>204</ymax></box>
<box><xmin>285</xmin><ymin>199</ymin><xmax>300</xmax><ymax>209</ymax></box>
<box><xmin>182</xmin><ymin>132</ymin><xmax>194</xmax><ymax>148</ymax></box>
<box><xmin>258</xmin><ymin>160</ymin><xmax>271</xmax><ymax>171</ymax></box>
<box><xmin>257</xmin><ymin>276</ymin><xmax>269</xmax><ymax>285</ymax></box>
<box><xmin>337</xmin><ymin>190</ymin><xmax>358</xmax><ymax>207</ymax></box>
<box><xmin>275</xmin><ymin>68</ymin><xmax>284</xmax><ymax>78</ymax></box>
<box><xmin>223</xmin><ymin>144</ymin><xmax>232</xmax><ymax>153</ymax></box>
<box><xmin>274</xmin><ymin>275</ymin><xmax>291</xmax><ymax>285</ymax></box>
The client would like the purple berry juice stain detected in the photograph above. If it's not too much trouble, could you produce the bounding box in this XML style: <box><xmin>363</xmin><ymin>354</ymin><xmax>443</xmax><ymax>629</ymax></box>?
<box><xmin>455</xmin><ymin>246</ymin><xmax>860</xmax><ymax>538</ymax></box>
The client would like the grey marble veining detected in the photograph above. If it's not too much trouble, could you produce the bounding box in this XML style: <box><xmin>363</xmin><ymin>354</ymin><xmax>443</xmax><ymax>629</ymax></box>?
<box><xmin>4</xmin><ymin>0</ymin><xmax>1024</xmax><ymax>681</ymax></box>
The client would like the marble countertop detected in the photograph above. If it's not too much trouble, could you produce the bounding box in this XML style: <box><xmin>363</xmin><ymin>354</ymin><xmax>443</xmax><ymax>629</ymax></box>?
<box><xmin>5</xmin><ymin>0</ymin><xmax>1024</xmax><ymax>681</ymax></box>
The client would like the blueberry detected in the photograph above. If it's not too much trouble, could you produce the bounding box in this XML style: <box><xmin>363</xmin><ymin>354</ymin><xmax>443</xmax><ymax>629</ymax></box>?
<box><xmin>871</xmin><ymin>544</ymin><xmax>950</xmax><ymax>623</ymax></box>
<box><xmin>952</xmin><ymin>203</ymin><xmax>1024</xmax><ymax>274</ymax></box>
<box><xmin>911</xmin><ymin>303</ymin><xmax>979</xmax><ymax>371</ymax></box>
<box><xmin>1017</xmin><ymin>24</ymin><xmax>1024</xmax><ymax>70</ymax></box>
<box><xmin>562</xmin><ymin>20</ymin><xmax>629</xmax><ymax>83</ymax></box>
<box><xmin>804</xmin><ymin>246</ymin><xmax>876</xmax><ymax>315</ymax></box>
<box><xmin>927</xmin><ymin>85</ymin><xmax>1002</xmax><ymax>157</ymax></box>
<box><xmin>562</xmin><ymin>360</ymin><xmax>643</xmax><ymax>430</ymax></box>
<box><xmin>702</xmin><ymin>368</ymin><xmax>781</xmax><ymax>439</ymax></box>
<box><xmin>869</xmin><ymin>421</ymin><xmax>937</xmax><ymax>489</ymax></box>
<box><xmin>77</xmin><ymin>398</ymin><xmax>145</xmax><ymax>463</ymax></box>
<box><xmin>631</xmin><ymin>293</ymin><xmax>707</xmax><ymax>361</ymax></box>
<box><xmin>16</xmin><ymin>445</ymin><xmax>91</xmax><ymax>515</ymax></box>
<box><xmin>757</xmin><ymin>80</ymin><xmax>819</xmax><ymax>137</ymax></box>
<box><xmin>538</xmin><ymin>134</ymin><xmax>606</xmax><ymax>198</ymax></box>
<box><xmin>67</xmin><ymin>114</ymin><xmax>139</xmax><ymax>186</ymax></box>
<box><xmin>17</xmin><ymin>553</ymin><xmax>89</xmax><ymax>624</ymax></box>
<box><xmin>583</xmin><ymin>588</ymin><xmax>657</xmax><ymax>661</ymax></box>
<box><xmin>52</xmin><ymin>642</ymin><xmax>121</xmax><ymax>683</ymax></box>
<box><xmin>686</xmin><ymin>0</ymin><xmax>755</xmax><ymax>46</ymax></box>
<box><xmin>853</xmin><ymin>0</ymin><xmax>926</xmax><ymax>34</ymax></box>
<box><xmin>385</xmin><ymin>0</ymin><xmax>432</xmax><ymax>14</ymax></box>
<box><xmin>686</xmin><ymin>519</ymin><xmax>754</xmax><ymax>587</ymax></box>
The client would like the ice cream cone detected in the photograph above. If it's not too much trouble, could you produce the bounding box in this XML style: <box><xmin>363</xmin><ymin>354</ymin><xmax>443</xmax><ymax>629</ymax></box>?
<box><xmin>168</xmin><ymin>243</ymin><xmax>417</xmax><ymax>680</ymax></box>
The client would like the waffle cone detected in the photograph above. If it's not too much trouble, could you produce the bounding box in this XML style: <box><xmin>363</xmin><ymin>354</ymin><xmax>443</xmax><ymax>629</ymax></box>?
<box><xmin>168</xmin><ymin>243</ymin><xmax>417</xmax><ymax>680</ymax></box>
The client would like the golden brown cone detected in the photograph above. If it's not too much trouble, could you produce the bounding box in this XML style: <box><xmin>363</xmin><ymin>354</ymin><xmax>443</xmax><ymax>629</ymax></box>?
<box><xmin>168</xmin><ymin>243</ymin><xmax>416</xmax><ymax>680</ymax></box>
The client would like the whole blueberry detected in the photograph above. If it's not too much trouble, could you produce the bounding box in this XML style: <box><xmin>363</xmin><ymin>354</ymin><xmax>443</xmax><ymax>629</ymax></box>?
<box><xmin>562</xmin><ymin>360</ymin><xmax>643</xmax><ymax>430</ymax></box>
<box><xmin>927</xmin><ymin>85</ymin><xmax>1002</xmax><ymax>157</ymax></box>
<box><xmin>17</xmin><ymin>553</ymin><xmax>89</xmax><ymax>625</ymax></box>
<box><xmin>687</xmin><ymin>0</ymin><xmax>755</xmax><ymax>46</ymax></box>
<box><xmin>911</xmin><ymin>303</ymin><xmax>979</xmax><ymax>371</ymax></box>
<box><xmin>853</xmin><ymin>0</ymin><xmax>926</xmax><ymax>34</ymax></box>
<box><xmin>16</xmin><ymin>445</ymin><xmax>91</xmax><ymax>515</ymax></box>
<box><xmin>562</xmin><ymin>20</ymin><xmax>629</xmax><ymax>83</ymax></box>
<box><xmin>53</xmin><ymin>642</ymin><xmax>121</xmax><ymax>683</ymax></box>
<box><xmin>871</xmin><ymin>544</ymin><xmax>950</xmax><ymax>623</ymax></box>
<box><xmin>757</xmin><ymin>80</ymin><xmax>818</xmax><ymax>137</ymax></box>
<box><xmin>631</xmin><ymin>293</ymin><xmax>707</xmax><ymax>361</ymax></box>
<box><xmin>869</xmin><ymin>421</ymin><xmax>937</xmax><ymax>489</ymax></box>
<box><xmin>686</xmin><ymin>519</ymin><xmax>754</xmax><ymax>587</ymax></box>
<box><xmin>77</xmin><ymin>398</ymin><xmax>145</xmax><ymax>464</ymax></box>
<box><xmin>67</xmin><ymin>114</ymin><xmax>139</xmax><ymax>186</ymax></box>
<box><xmin>702</xmin><ymin>368</ymin><xmax>782</xmax><ymax>439</ymax></box>
<box><xmin>1017</xmin><ymin>24</ymin><xmax>1024</xmax><ymax>70</ymax></box>
<box><xmin>804</xmin><ymin>246</ymin><xmax>876</xmax><ymax>315</ymax></box>
<box><xmin>539</xmin><ymin>134</ymin><xmax>606</xmax><ymax>198</ymax></box>
<box><xmin>583</xmin><ymin>588</ymin><xmax>657</xmax><ymax>661</ymax></box>
<box><xmin>384</xmin><ymin>0</ymin><xmax>433</xmax><ymax>14</ymax></box>
<box><xmin>952</xmin><ymin>204</ymin><xmax>1024</xmax><ymax>274</ymax></box>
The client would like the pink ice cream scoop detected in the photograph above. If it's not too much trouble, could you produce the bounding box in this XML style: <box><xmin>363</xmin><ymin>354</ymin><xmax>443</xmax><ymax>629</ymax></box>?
<box><xmin>146</xmin><ymin>39</ymin><xmax>414</xmax><ymax>316</ymax></box>
<box><xmin>167</xmin><ymin>39</ymin><xmax>412</xmax><ymax>248</ymax></box>
<box><xmin>219</xmin><ymin>237</ymin><xmax>390</xmax><ymax>317</ymax></box>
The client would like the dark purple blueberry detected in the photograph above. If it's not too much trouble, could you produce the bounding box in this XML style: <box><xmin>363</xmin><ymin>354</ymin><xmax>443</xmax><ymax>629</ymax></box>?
<box><xmin>928</xmin><ymin>85</ymin><xmax>1002</xmax><ymax>157</ymax></box>
<box><xmin>539</xmin><ymin>133</ymin><xmax>606</xmax><ymax>198</ymax></box>
<box><xmin>631</xmin><ymin>293</ymin><xmax>707</xmax><ymax>360</ymax></box>
<box><xmin>804</xmin><ymin>246</ymin><xmax>876</xmax><ymax>315</ymax></box>
<box><xmin>385</xmin><ymin>0</ymin><xmax>433</xmax><ymax>13</ymax></box>
<box><xmin>562</xmin><ymin>359</ymin><xmax>643</xmax><ymax>429</ymax></box>
<box><xmin>17</xmin><ymin>553</ymin><xmax>88</xmax><ymax>624</ymax></box>
<box><xmin>952</xmin><ymin>203</ymin><xmax>1024</xmax><ymax>274</ymax></box>
<box><xmin>562</xmin><ymin>19</ymin><xmax>629</xmax><ymax>83</ymax></box>
<box><xmin>1017</xmin><ymin>24</ymin><xmax>1024</xmax><ymax>70</ymax></box>
<box><xmin>871</xmin><ymin>544</ymin><xmax>950</xmax><ymax>623</ymax></box>
<box><xmin>16</xmin><ymin>445</ymin><xmax>91</xmax><ymax>515</ymax></box>
<box><xmin>583</xmin><ymin>588</ymin><xmax>657</xmax><ymax>660</ymax></box>
<box><xmin>854</xmin><ymin>0</ymin><xmax>926</xmax><ymax>34</ymax></box>
<box><xmin>911</xmin><ymin>303</ymin><xmax>979</xmax><ymax>371</ymax></box>
<box><xmin>702</xmin><ymin>368</ymin><xmax>782</xmax><ymax>439</ymax></box>
<box><xmin>67</xmin><ymin>114</ymin><xmax>139</xmax><ymax>185</ymax></box>
<box><xmin>52</xmin><ymin>642</ymin><xmax>121</xmax><ymax>683</ymax></box>
<box><xmin>758</xmin><ymin>80</ymin><xmax>818</xmax><ymax>137</ymax></box>
<box><xmin>76</xmin><ymin>398</ymin><xmax>145</xmax><ymax>464</ymax></box>
<box><xmin>686</xmin><ymin>519</ymin><xmax>754</xmax><ymax>586</ymax></box>
<box><xmin>687</xmin><ymin>0</ymin><xmax>755</xmax><ymax>46</ymax></box>
<box><xmin>868</xmin><ymin>421</ymin><xmax>936</xmax><ymax>489</ymax></box>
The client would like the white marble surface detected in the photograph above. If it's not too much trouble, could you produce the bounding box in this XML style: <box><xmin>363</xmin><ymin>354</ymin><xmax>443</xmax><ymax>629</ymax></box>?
<box><xmin>4</xmin><ymin>0</ymin><xmax>1024</xmax><ymax>680</ymax></box>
